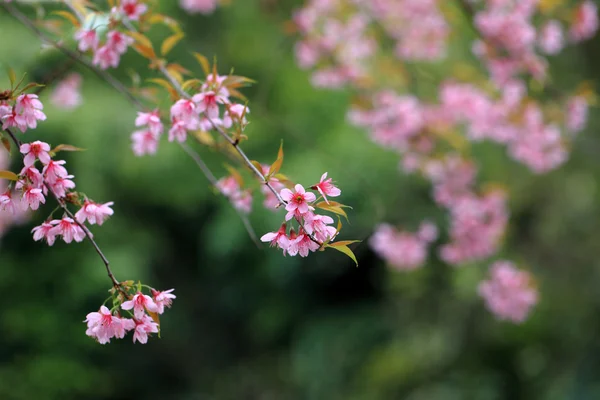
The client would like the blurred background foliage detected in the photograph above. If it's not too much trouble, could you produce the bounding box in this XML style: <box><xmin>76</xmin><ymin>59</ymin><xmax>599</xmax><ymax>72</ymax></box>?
<box><xmin>2</xmin><ymin>1</ymin><xmax>600</xmax><ymax>399</ymax></box>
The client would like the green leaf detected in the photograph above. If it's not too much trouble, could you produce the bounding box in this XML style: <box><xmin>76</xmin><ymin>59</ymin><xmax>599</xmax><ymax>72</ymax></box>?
<box><xmin>0</xmin><ymin>170</ymin><xmax>18</xmax><ymax>181</ymax></box>
<box><xmin>327</xmin><ymin>243</ymin><xmax>359</xmax><ymax>266</ymax></box>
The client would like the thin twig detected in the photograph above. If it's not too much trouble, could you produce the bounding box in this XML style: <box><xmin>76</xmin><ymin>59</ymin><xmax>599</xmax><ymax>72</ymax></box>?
<box><xmin>4</xmin><ymin>128</ymin><xmax>125</xmax><ymax>292</ymax></box>
<box><xmin>2</xmin><ymin>2</ymin><xmax>144</xmax><ymax>109</ymax></box>
<box><xmin>179</xmin><ymin>142</ymin><xmax>262</xmax><ymax>247</ymax></box>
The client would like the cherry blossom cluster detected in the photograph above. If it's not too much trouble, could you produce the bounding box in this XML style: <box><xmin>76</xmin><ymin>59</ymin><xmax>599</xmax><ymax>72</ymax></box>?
<box><xmin>478</xmin><ymin>260</ymin><xmax>538</xmax><ymax>323</ymax></box>
<box><xmin>85</xmin><ymin>286</ymin><xmax>175</xmax><ymax>344</ymax></box>
<box><xmin>75</xmin><ymin>21</ymin><xmax>134</xmax><ymax>70</ymax></box>
<box><xmin>293</xmin><ymin>0</ymin><xmax>599</xmax><ymax>321</ymax></box>
<box><xmin>370</xmin><ymin>221</ymin><xmax>438</xmax><ymax>271</ymax></box>
<box><xmin>216</xmin><ymin>174</ymin><xmax>253</xmax><ymax>214</ymax></box>
<box><xmin>261</xmin><ymin>174</ymin><xmax>343</xmax><ymax>258</ymax></box>
<box><xmin>293</xmin><ymin>0</ymin><xmax>448</xmax><ymax>88</ymax></box>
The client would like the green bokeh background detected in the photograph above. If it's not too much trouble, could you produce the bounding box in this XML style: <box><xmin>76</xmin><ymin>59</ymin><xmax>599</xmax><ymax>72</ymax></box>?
<box><xmin>2</xmin><ymin>1</ymin><xmax>600</xmax><ymax>399</ymax></box>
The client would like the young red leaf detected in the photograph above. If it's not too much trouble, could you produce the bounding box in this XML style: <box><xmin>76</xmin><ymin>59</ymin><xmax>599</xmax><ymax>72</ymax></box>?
<box><xmin>268</xmin><ymin>141</ymin><xmax>284</xmax><ymax>177</ymax></box>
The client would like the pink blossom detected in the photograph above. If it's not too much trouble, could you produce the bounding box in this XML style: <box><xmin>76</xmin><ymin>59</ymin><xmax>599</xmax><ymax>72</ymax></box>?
<box><xmin>222</xmin><ymin>104</ymin><xmax>249</xmax><ymax>128</ymax></box>
<box><xmin>287</xmin><ymin>230</ymin><xmax>320</xmax><ymax>257</ymax></box>
<box><xmin>280</xmin><ymin>184</ymin><xmax>317</xmax><ymax>221</ymax></box>
<box><xmin>311</xmin><ymin>172</ymin><xmax>341</xmax><ymax>204</ymax></box>
<box><xmin>42</xmin><ymin>160</ymin><xmax>68</xmax><ymax>183</ymax></box>
<box><xmin>74</xmin><ymin>29</ymin><xmax>98</xmax><ymax>52</ymax></box>
<box><xmin>232</xmin><ymin>190</ymin><xmax>252</xmax><ymax>214</ymax></box>
<box><xmin>14</xmin><ymin>94</ymin><xmax>46</xmax><ymax>131</ymax></box>
<box><xmin>566</xmin><ymin>96</ymin><xmax>588</xmax><ymax>133</ymax></box>
<box><xmin>49</xmin><ymin>217</ymin><xmax>86</xmax><ymax>244</ymax></box>
<box><xmin>105</xmin><ymin>31</ymin><xmax>133</xmax><ymax>54</ymax></box>
<box><xmin>216</xmin><ymin>176</ymin><xmax>240</xmax><ymax>197</ymax></box>
<box><xmin>168</xmin><ymin>119</ymin><xmax>188</xmax><ymax>143</ymax></box>
<box><xmin>75</xmin><ymin>200</ymin><xmax>114</xmax><ymax>226</ymax></box>
<box><xmin>260</xmin><ymin>164</ymin><xmax>285</xmax><ymax>210</ymax></box>
<box><xmin>538</xmin><ymin>20</ymin><xmax>564</xmax><ymax>55</ymax></box>
<box><xmin>120</xmin><ymin>0</ymin><xmax>148</xmax><ymax>20</ymax></box>
<box><xmin>304</xmin><ymin>212</ymin><xmax>337</xmax><ymax>243</ymax></box>
<box><xmin>50</xmin><ymin>73</ymin><xmax>83</xmax><ymax>110</ymax></box>
<box><xmin>121</xmin><ymin>292</ymin><xmax>159</xmax><ymax>319</ymax></box>
<box><xmin>478</xmin><ymin>260</ymin><xmax>538</xmax><ymax>323</ymax></box>
<box><xmin>131</xmin><ymin>130</ymin><xmax>159</xmax><ymax>156</ymax></box>
<box><xmin>84</xmin><ymin>306</ymin><xmax>135</xmax><ymax>344</ymax></box>
<box><xmin>370</xmin><ymin>223</ymin><xmax>432</xmax><ymax>271</ymax></box>
<box><xmin>20</xmin><ymin>141</ymin><xmax>51</xmax><ymax>167</ymax></box>
<box><xmin>31</xmin><ymin>221</ymin><xmax>59</xmax><ymax>246</ymax></box>
<box><xmin>48</xmin><ymin>175</ymin><xmax>76</xmax><ymax>198</ymax></box>
<box><xmin>93</xmin><ymin>45</ymin><xmax>120</xmax><ymax>69</ymax></box>
<box><xmin>417</xmin><ymin>221</ymin><xmax>438</xmax><ymax>243</ymax></box>
<box><xmin>132</xmin><ymin>315</ymin><xmax>159</xmax><ymax>344</ymax></box>
<box><xmin>260</xmin><ymin>223</ymin><xmax>290</xmax><ymax>252</ymax></box>
<box><xmin>135</xmin><ymin>110</ymin><xmax>163</xmax><ymax>135</ymax></box>
<box><xmin>179</xmin><ymin>0</ymin><xmax>218</xmax><ymax>15</ymax></box>
<box><xmin>0</xmin><ymin>190</ymin><xmax>23</xmax><ymax>214</ymax></box>
<box><xmin>152</xmin><ymin>288</ymin><xmax>176</xmax><ymax>314</ymax></box>
<box><xmin>192</xmin><ymin>90</ymin><xmax>229</xmax><ymax>120</ymax></box>
<box><xmin>22</xmin><ymin>186</ymin><xmax>45</xmax><ymax>210</ymax></box>
<box><xmin>19</xmin><ymin>166</ymin><xmax>44</xmax><ymax>189</ymax></box>
<box><xmin>570</xmin><ymin>1</ymin><xmax>599</xmax><ymax>42</ymax></box>
<box><xmin>170</xmin><ymin>99</ymin><xmax>200</xmax><ymax>129</ymax></box>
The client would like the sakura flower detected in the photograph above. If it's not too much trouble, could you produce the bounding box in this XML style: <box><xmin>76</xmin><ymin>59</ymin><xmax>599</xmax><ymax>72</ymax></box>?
<box><xmin>287</xmin><ymin>229</ymin><xmax>320</xmax><ymax>257</ymax></box>
<box><xmin>93</xmin><ymin>45</ymin><xmax>120</xmax><ymax>69</ymax></box>
<box><xmin>42</xmin><ymin>160</ymin><xmax>68</xmax><ymax>183</ymax></box>
<box><xmin>222</xmin><ymin>104</ymin><xmax>249</xmax><ymax>128</ymax></box>
<box><xmin>170</xmin><ymin>99</ymin><xmax>200</xmax><ymax>129</ymax></box>
<box><xmin>280</xmin><ymin>184</ymin><xmax>316</xmax><ymax>221</ymax></box>
<box><xmin>50</xmin><ymin>73</ymin><xmax>83</xmax><ymax>110</ymax></box>
<box><xmin>135</xmin><ymin>110</ymin><xmax>163</xmax><ymax>135</ymax></box>
<box><xmin>105</xmin><ymin>31</ymin><xmax>133</xmax><ymax>55</ymax></box>
<box><xmin>538</xmin><ymin>20</ymin><xmax>564</xmax><ymax>55</ymax></box>
<box><xmin>19</xmin><ymin>166</ymin><xmax>44</xmax><ymax>188</ymax></box>
<box><xmin>478</xmin><ymin>260</ymin><xmax>538</xmax><ymax>323</ymax></box>
<box><xmin>49</xmin><ymin>217</ymin><xmax>86</xmax><ymax>243</ymax></box>
<box><xmin>304</xmin><ymin>212</ymin><xmax>337</xmax><ymax>243</ymax></box>
<box><xmin>31</xmin><ymin>221</ymin><xmax>59</xmax><ymax>246</ymax></box>
<box><xmin>132</xmin><ymin>315</ymin><xmax>159</xmax><ymax>344</ymax></box>
<box><xmin>75</xmin><ymin>200</ymin><xmax>114</xmax><ymax>226</ymax></box>
<box><xmin>121</xmin><ymin>292</ymin><xmax>159</xmax><ymax>319</ymax></box>
<box><xmin>192</xmin><ymin>90</ymin><xmax>229</xmax><ymax>119</ymax></box>
<box><xmin>0</xmin><ymin>190</ymin><xmax>22</xmax><ymax>214</ymax></box>
<box><xmin>22</xmin><ymin>186</ymin><xmax>45</xmax><ymax>210</ymax></box>
<box><xmin>232</xmin><ymin>190</ymin><xmax>252</xmax><ymax>214</ymax></box>
<box><xmin>84</xmin><ymin>306</ymin><xmax>135</xmax><ymax>344</ymax></box>
<box><xmin>1</xmin><ymin>109</ymin><xmax>26</xmax><ymax>132</ymax></box>
<box><xmin>260</xmin><ymin>223</ymin><xmax>290</xmax><ymax>252</ymax></box>
<box><xmin>120</xmin><ymin>0</ymin><xmax>148</xmax><ymax>21</ymax></box>
<box><xmin>311</xmin><ymin>172</ymin><xmax>341</xmax><ymax>204</ymax></box>
<box><xmin>179</xmin><ymin>0</ymin><xmax>218</xmax><ymax>15</ymax></box>
<box><xmin>168</xmin><ymin>119</ymin><xmax>188</xmax><ymax>143</ymax></box>
<box><xmin>74</xmin><ymin>29</ymin><xmax>98</xmax><ymax>52</ymax></box>
<box><xmin>20</xmin><ymin>141</ymin><xmax>51</xmax><ymax>167</ymax></box>
<box><xmin>48</xmin><ymin>175</ymin><xmax>76</xmax><ymax>198</ymax></box>
<box><xmin>131</xmin><ymin>130</ymin><xmax>159</xmax><ymax>156</ymax></box>
<box><xmin>14</xmin><ymin>94</ymin><xmax>46</xmax><ymax>131</ymax></box>
<box><xmin>570</xmin><ymin>1</ymin><xmax>599</xmax><ymax>42</ymax></box>
<box><xmin>370</xmin><ymin>223</ymin><xmax>432</xmax><ymax>271</ymax></box>
<box><xmin>152</xmin><ymin>288</ymin><xmax>176</xmax><ymax>314</ymax></box>
<box><xmin>216</xmin><ymin>176</ymin><xmax>240</xmax><ymax>197</ymax></box>
<box><xmin>566</xmin><ymin>96</ymin><xmax>588</xmax><ymax>133</ymax></box>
